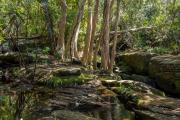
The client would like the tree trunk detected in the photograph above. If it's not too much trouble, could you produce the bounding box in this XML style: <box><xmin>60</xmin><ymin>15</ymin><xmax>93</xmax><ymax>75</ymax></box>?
<box><xmin>101</xmin><ymin>0</ymin><xmax>111</xmax><ymax>70</ymax></box>
<box><xmin>39</xmin><ymin>0</ymin><xmax>54</xmax><ymax>53</ymax></box>
<box><xmin>110</xmin><ymin>0</ymin><xmax>121</xmax><ymax>72</ymax></box>
<box><xmin>82</xmin><ymin>0</ymin><xmax>93</xmax><ymax>65</ymax></box>
<box><xmin>93</xmin><ymin>30</ymin><xmax>102</xmax><ymax>69</ymax></box>
<box><xmin>66</xmin><ymin>0</ymin><xmax>86</xmax><ymax>59</ymax></box>
<box><xmin>56</xmin><ymin>0</ymin><xmax>67</xmax><ymax>61</ymax></box>
<box><xmin>88</xmin><ymin>0</ymin><xmax>100</xmax><ymax>65</ymax></box>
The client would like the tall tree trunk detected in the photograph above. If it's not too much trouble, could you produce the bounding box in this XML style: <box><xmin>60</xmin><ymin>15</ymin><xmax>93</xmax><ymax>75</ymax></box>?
<box><xmin>39</xmin><ymin>0</ymin><xmax>54</xmax><ymax>53</ymax></box>
<box><xmin>110</xmin><ymin>0</ymin><xmax>121</xmax><ymax>72</ymax></box>
<box><xmin>66</xmin><ymin>0</ymin><xmax>86</xmax><ymax>59</ymax></box>
<box><xmin>101</xmin><ymin>0</ymin><xmax>111</xmax><ymax>70</ymax></box>
<box><xmin>56</xmin><ymin>0</ymin><xmax>67</xmax><ymax>61</ymax></box>
<box><xmin>93</xmin><ymin>30</ymin><xmax>102</xmax><ymax>69</ymax></box>
<box><xmin>88</xmin><ymin>0</ymin><xmax>100</xmax><ymax>65</ymax></box>
<box><xmin>82</xmin><ymin>0</ymin><xmax>93</xmax><ymax>65</ymax></box>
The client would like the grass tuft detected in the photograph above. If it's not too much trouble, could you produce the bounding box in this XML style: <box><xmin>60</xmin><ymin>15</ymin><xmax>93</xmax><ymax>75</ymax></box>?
<box><xmin>38</xmin><ymin>74</ymin><xmax>94</xmax><ymax>87</ymax></box>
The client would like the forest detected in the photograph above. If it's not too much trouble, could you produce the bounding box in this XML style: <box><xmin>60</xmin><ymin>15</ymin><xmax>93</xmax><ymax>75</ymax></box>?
<box><xmin>0</xmin><ymin>0</ymin><xmax>180</xmax><ymax>120</ymax></box>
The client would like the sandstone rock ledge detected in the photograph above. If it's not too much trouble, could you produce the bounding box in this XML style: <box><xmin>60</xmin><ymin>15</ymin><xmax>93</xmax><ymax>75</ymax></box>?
<box><xmin>102</xmin><ymin>80</ymin><xmax>180</xmax><ymax>120</ymax></box>
<box><xmin>149</xmin><ymin>55</ymin><xmax>180</xmax><ymax>95</ymax></box>
<box><xmin>117</xmin><ymin>52</ymin><xmax>180</xmax><ymax>95</ymax></box>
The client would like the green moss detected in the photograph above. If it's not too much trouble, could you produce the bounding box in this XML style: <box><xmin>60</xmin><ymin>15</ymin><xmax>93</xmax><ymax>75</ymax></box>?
<box><xmin>39</xmin><ymin>74</ymin><xmax>94</xmax><ymax>87</ymax></box>
<box><xmin>98</xmin><ymin>76</ymin><xmax>114</xmax><ymax>80</ymax></box>
<box><xmin>113</xmin><ymin>85</ymin><xmax>140</xmax><ymax>104</ymax></box>
<box><xmin>0</xmin><ymin>96</ymin><xmax>15</xmax><ymax>120</ymax></box>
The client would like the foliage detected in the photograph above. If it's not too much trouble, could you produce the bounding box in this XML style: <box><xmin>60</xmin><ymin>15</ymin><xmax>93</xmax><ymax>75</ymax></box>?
<box><xmin>39</xmin><ymin>74</ymin><xmax>94</xmax><ymax>87</ymax></box>
<box><xmin>119</xmin><ymin>0</ymin><xmax>180</xmax><ymax>51</ymax></box>
<box><xmin>114</xmin><ymin>85</ymin><xmax>139</xmax><ymax>104</ymax></box>
<box><xmin>0</xmin><ymin>0</ymin><xmax>179</xmax><ymax>53</ymax></box>
<box><xmin>145</xmin><ymin>46</ymin><xmax>172</xmax><ymax>54</ymax></box>
<box><xmin>42</xmin><ymin>46</ymin><xmax>51</xmax><ymax>54</ymax></box>
<box><xmin>0</xmin><ymin>96</ymin><xmax>15</xmax><ymax>120</ymax></box>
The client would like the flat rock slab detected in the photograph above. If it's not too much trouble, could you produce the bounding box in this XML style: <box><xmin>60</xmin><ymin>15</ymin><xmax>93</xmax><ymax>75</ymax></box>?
<box><xmin>54</xmin><ymin>68</ymin><xmax>81</xmax><ymax>76</ymax></box>
<box><xmin>101</xmin><ymin>80</ymin><xmax>121</xmax><ymax>87</ymax></box>
<box><xmin>104</xmin><ymin>80</ymin><xmax>180</xmax><ymax>120</ymax></box>
<box><xmin>2</xmin><ymin>80</ymin><xmax>133</xmax><ymax>120</ymax></box>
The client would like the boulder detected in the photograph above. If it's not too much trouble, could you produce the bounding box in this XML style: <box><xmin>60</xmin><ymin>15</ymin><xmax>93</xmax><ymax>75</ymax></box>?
<box><xmin>118</xmin><ymin>52</ymin><xmax>156</xmax><ymax>74</ymax></box>
<box><xmin>105</xmin><ymin>80</ymin><xmax>180</xmax><ymax>120</ymax></box>
<box><xmin>149</xmin><ymin>55</ymin><xmax>180</xmax><ymax>95</ymax></box>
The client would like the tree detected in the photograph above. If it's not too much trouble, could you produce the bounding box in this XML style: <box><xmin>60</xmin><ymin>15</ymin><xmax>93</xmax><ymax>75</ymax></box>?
<box><xmin>101</xmin><ymin>0</ymin><xmax>111</xmax><ymax>70</ymax></box>
<box><xmin>110</xmin><ymin>0</ymin><xmax>121</xmax><ymax>72</ymax></box>
<box><xmin>88</xmin><ymin>0</ymin><xmax>100</xmax><ymax>66</ymax></box>
<box><xmin>82</xmin><ymin>0</ymin><xmax>93</xmax><ymax>65</ymax></box>
<box><xmin>39</xmin><ymin>0</ymin><xmax>54</xmax><ymax>52</ymax></box>
<box><xmin>66</xmin><ymin>0</ymin><xmax>86</xmax><ymax>59</ymax></box>
<box><xmin>56</xmin><ymin>0</ymin><xmax>67</xmax><ymax>61</ymax></box>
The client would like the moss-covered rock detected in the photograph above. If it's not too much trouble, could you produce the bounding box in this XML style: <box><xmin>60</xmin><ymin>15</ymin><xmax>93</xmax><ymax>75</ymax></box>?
<box><xmin>117</xmin><ymin>51</ymin><xmax>180</xmax><ymax>95</ymax></box>
<box><xmin>24</xmin><ymin>65</ymin><xmax>93</xmax><ymax>87</ymax></box>
<box><xmin>117</xmin><ymin>52</ymin><xmax>156</xmax><ymax>74</ymax></box>
<box><xmin>149</xmin><ymin>55</ymin><xmax>180</xmax><ymax>95</ymax></box>
<box><xmin>103</xmin><ymin>80</ymin><xmax>180</xmax><ymax>120</ymax></box>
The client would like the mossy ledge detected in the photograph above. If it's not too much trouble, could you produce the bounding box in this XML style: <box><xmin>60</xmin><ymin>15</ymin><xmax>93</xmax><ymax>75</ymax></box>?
<box><xmin>37</xmin><ymin>74</ymin><xmax>94</xmax><ymax>87</ymax></box>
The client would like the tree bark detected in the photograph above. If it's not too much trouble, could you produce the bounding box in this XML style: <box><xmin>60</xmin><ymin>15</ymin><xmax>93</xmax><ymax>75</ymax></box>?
<box><xmin>56</xmin><ymin>0</ymin><xmax>67</xmax><ymax>61</ymax></box>
<box><xmin>101</xmin><ymin>0</ymin><xmax>111</xmax><ymax>70</ymax></box>
<box><xmin>93</xmin><ymin>30</ymin><xmax>102</xmax><ymax>69</ymax></box>
<box><xmin>39</xmin><ymin>0</ymin><xmax>54</xmax><ymax>53</ymax></box>
<box><xmin>88</xmin><ymin>0</ymin><xmax>100</xmax><ymax>65</ymax></box>
<box><xmin>82</xmin><ymin>0</ymin><xmax>93</xmax><ymax>65</ymax></box>
<box><xmin>110</xmin><ymin>0</ymin><xmax>121</xmax><ymax>72</ymax></box>
<box><xmin>66</xmin><ymin>0</ymin><xmax>86</xmax><ymax>59</ymax></box>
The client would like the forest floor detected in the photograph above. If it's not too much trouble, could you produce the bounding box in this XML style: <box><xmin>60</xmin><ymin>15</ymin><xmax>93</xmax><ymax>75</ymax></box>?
<box><xmin>0</xmin><ymin>52</ymin><xmax>180</xmax><ymax>120</ymax></box>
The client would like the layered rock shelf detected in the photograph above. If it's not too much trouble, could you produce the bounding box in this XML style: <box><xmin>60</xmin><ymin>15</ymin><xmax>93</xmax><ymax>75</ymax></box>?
<box><xmin>102</xmin><ymin>80</ymin><xmax>180</xmax><ymax>120</ymax></box>
<box><xmin>117</xmin><ymin>52</ymin><xmax>180</xmax><ymax>95</ymax></box>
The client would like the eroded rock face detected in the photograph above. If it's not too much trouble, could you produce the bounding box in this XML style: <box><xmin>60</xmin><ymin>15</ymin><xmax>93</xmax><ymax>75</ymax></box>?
<box><xmin>118</xmin><ymin>52</ymin><xmax>156</xmax><ymax>74</ymax></box>
<box><xmin>117</xmin><ymin>52</ymin><xmax>180</xmax><ymax>95</ymax></box>
<box><xmin>102</xmin><ymin>80</ymin><xmax>180</xmax><ymax>120</ymax></box>
<box><xmin>149</xmin><ymin>55</ymin><xmax>180</xmax><ymax>95</ymax></box>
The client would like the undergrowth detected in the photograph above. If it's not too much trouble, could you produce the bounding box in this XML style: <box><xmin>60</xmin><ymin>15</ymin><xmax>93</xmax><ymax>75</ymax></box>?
<box><xmin>38</xmin><ymin>74</ymin><xmax>94</xmax><ymax>87</ymax></box>
<box><xmin>114</xmin><ymin>85</ymin><xmax>140</xmax><ymax>104</ymax></box>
